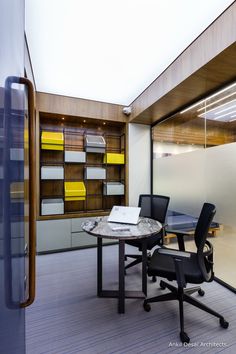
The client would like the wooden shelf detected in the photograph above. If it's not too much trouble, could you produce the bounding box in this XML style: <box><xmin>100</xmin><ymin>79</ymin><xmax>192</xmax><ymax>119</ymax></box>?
<box><xmin>39</xmin><ymin>114</ymin><xmax>126</xmax><ymax>218</ymax></box>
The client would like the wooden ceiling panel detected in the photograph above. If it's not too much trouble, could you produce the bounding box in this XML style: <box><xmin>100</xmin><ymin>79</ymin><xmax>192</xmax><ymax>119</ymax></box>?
<box><xmin>130</xmin><ymin>43</ymin><xmax>236</xmax><ymax>125</ymax></box>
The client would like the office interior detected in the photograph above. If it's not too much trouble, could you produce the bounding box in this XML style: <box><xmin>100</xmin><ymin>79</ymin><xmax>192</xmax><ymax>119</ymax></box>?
<box><xmin>1</xmin><ymin>1</ymin><xmax>236</xmax><ymax>353</ymax></box>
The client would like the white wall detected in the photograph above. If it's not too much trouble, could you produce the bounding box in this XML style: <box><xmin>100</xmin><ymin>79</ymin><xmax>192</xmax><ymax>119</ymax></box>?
<box><xmin>128</xmin><ymin>123</ymin><xmax>151</xmax><ymax>206</ymax></box>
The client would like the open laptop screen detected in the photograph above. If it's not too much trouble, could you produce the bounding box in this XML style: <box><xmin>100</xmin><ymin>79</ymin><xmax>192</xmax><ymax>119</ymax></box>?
<box><xmin>108</xmin><ymin>206</ymin><xmax>141</xmax><ymax>225</ymax></box>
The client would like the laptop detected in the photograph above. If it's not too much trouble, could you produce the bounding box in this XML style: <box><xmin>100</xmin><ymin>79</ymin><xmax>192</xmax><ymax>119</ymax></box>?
<box><xmin>108</xmin><ymin>206</ymin><xmax>141</xmax><ymax>225</ymax></box>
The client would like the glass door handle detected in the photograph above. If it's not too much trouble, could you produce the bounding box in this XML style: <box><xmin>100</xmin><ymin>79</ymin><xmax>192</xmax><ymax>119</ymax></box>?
<box><xmin>4</xmin><ymin>76</ymin><xmax>36</xmax><ymax>308</ymax></box>
<box><xmin>18</xmin><ymin>77</ymin><xmax>36</xmax><ymax>308</ymax></box>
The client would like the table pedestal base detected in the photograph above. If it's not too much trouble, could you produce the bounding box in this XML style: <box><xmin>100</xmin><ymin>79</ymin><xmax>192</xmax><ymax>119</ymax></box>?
<box><xmin>97</xmin><ymin>238</ymin><xmax>147</xmax><ymax>314</ymax></box>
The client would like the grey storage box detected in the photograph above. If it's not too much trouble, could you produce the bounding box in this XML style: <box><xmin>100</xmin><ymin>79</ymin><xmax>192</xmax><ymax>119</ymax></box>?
<box><xmin>84</xmin><ymin>134</ymin><xmax>106</xmax><ymax>153</ymax></box>
<box><xmin>84</xmin><ymin>167</ymin><xmax>106</xmax><ymax>180</ymax></box>
<box><xmin>41</xmin><ymin>198</ymin><xmax>64</xmax><ymax>215</ymax></box>
<box><xmin>85</xmin><ymin>147</ymin><xmax>105</xmax><ymax>153</ymax></box>
<box><xmin>65</xmin><ymin>151</ymin><xmax>86</xmax><ymax>163</ymax></box>
<box><xmin>41</xmin><ymin>166</ymin><xmax>64</xmax><ymax>180</ymax></box>
<box><xmin>103</xmin><ymin>182</ymin><xmax>124</xmax><ymax>195</ymax></box>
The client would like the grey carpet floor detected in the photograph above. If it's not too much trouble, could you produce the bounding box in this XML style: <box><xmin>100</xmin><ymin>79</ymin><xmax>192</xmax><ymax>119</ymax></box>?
<box><xmin>26</xmin><ymin>245</ymin><xmax>236</xmax><ymax>354</ymax></box>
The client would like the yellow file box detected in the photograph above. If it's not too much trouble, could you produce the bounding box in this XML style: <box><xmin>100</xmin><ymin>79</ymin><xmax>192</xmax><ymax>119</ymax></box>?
<box><xmin>103</xmin><ymin>153</ymin><xmax>125</xmax><ymax>164</ymax></box>
<box><xmin>41</xmin><ymin>131</ymin><xmax>64</xmax><ymax>145</ymax></box>
<box><xmin>65</xmin><ymin>196</ymin><xmax>85</xmax><ymax>201</ymax></box>
<box><xmin>64</xmin><ymin>182</ymin><xmax>86</xmax><ymax>201</ymax></box>
<box><xmin>41</xmin><ymin>131</ymin><xmax>64</xmax><ymax>150</ymax></box>
<box><xmin>41</xmin><ymin>144</ymin><xmax>64</xmax><ymax>151</ymax></box>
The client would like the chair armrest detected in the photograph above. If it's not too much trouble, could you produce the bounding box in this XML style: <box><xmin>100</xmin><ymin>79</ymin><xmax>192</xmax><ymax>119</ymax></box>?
<box><xmin>165</xmin><ymin>229</ymin><xmax>191</xmax><ymax>251</ymax></box>
<box><xmin>166</xmin><ymin>229</ymin><xmax>193</xmax><ymax>236</ymax></box>
<box><xmin>157</xmin><ymin>248</ymin><xmax>191</xmax><ymax>259</ymax></box>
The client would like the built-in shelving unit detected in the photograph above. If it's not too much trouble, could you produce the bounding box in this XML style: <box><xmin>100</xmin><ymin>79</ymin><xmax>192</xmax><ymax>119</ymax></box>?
<box><xmin>39</xmin><ymin>114</ymin><xmax>126</xmax><ymax>218</ymax></box>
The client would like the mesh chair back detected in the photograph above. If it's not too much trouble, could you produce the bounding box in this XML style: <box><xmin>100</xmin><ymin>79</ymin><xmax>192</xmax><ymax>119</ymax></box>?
<box><xmin>138</xmin><ymin>194</ymin><xmax>170</xmax><ymax>224</ymax></box>
<box><xmin>194</xmin><ymin>203</ymin><xmax>216</xmax><ymax>249</ymax></box>
<box><xmin>194</xmin><ymin>203</ymin><xmax>216</xmax><ymax>282</ymax></box>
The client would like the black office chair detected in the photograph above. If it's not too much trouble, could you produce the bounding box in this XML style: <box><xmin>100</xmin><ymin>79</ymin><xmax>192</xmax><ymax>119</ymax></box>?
<box><xmin>143</xmin><ymin>203</ymin><xmax>229</xmax><ymax>343</ymax></box>
<box><xmin>125</xmin><ymin>194</ymin><xmax>170</xmax><ymax>280</ymax></box>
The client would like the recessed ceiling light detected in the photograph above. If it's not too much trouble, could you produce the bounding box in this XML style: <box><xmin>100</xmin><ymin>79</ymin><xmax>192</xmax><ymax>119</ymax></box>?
<box><xmin>214</xmin><ymin>110</ymin><xmax>236</xmax><ymax>120</ymax></box>
<box><xmin>180</xmin><ymin>83</ymin><xmax>236</xmax><ymax>114</ymax></box>
<box><xmin>197</xmin><ymin>91</ymin><xmax>236</xmax><ymax>112</ymax></box>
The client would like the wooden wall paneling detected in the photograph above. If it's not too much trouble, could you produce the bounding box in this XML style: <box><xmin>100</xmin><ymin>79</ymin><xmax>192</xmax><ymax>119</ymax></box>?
<box><xmin>106</xmin><ymin>165</ymin><xmax>121</xmax><ymax>181</ymax></box>
<box><xmin>64</xmin><ymin>131</ymin><xmax>84</xmax><ymax>151</ymax></box>
<box><xmin>153</xmin><ymin>114</ymin><xmax>236</xmax><ymax>146</ymax></box>
<box><xmin>86</xmin><ymin>152</ymin><xmax>103</xmax><ymax>165</ymax></box>
<box><xmin>86</xmin><ymin>195</ymin><xmax>103</xmax><ymax>211</ymax></box>
<box><xmin>40</xmin><ymin>180</ymin><xmax>64</xmax><ymax>198</ymax></box>
<box><xmin>64</xmin><ymin>201</ymin><xmax>85</xmax><ymax>213</ymax></box>
<box><xmin>86</xmin><ymin>180</ymin><xmax>103</xmax><ymax>195</ymax></box>
<box><xmin>103</xmin><ymin>196</ymin><xmax>125</xmax><ymax>210</ymax></box>
<box><xmin>41</xmin><ymin>150</ymin><xmax>64</xmax><ymax>164</ymax></box>
<box><xmin>36</xmin><ymin>92</ymin><xmax>127</xmax><ymax>123</ymax></box>
<box><xmin>64</xmin><ymin>164</ymin><xmax>84</xmax><ymax>181</ymax></box>
<box><xmin>106</xmin><ymin>135</ymin><xmax>121</xmax><ymax>152</ymax></box>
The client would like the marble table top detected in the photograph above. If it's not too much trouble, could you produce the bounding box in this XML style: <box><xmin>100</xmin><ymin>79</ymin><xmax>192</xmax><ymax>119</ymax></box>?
<box><xmin>82</xmin><ymin>216</ymin><xmax>162</xmax><ymax>240</ymax></box>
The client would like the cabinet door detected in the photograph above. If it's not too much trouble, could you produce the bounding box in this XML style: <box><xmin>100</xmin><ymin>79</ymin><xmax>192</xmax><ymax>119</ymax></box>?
<box><xmin>37</xmin><ymin>220</ymin><xmax>71</xmax><ymax>252</ymax></box>
<box><xmin>71</xmin><ymin>232</ymin><xmax>97</xmax><ymax>247</ymax></box>
<box><xmin>71</xmin><ymin>217</ymin><xmax>90</xmax><ymax>232</ymax></box>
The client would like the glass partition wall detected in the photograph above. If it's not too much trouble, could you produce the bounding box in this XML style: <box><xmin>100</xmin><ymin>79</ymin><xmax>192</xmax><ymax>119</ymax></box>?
<box><xmin>152</xmin><ymin>81</ymin><xmax>236</xmax><ymax>290</ymax></box>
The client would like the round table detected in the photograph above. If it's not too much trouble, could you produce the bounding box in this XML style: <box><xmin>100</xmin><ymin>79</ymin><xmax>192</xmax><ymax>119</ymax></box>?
<box><xmin>82</xmin><ymin>216</ymin><xmax>162</xmax><ymax>314</ymax></box>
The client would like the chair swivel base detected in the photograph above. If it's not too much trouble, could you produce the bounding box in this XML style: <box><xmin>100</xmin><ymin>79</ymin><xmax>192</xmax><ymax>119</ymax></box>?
<box><xmin>143</xmin><ymin>280</ymin><xmax>229</xmax><ymax>343</ymax></box>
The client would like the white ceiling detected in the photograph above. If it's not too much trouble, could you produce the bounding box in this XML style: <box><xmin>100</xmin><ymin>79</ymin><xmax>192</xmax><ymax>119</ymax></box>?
<box><xmin>25</xmin><ymin>0</ymin><xmax>234</xmax><ymax>106</ymax></box>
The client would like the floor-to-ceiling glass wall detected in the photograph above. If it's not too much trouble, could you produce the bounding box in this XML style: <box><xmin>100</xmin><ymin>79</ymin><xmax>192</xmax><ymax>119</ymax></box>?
<box><xmin>153</xmin><ymin>81</ymin><xmax>236</xmax><ymax>289</ymax></box>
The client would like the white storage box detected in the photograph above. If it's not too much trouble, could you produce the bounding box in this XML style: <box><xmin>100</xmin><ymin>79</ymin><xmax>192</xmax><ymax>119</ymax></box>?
<box><xmin>41</xmin><ymin>166</ymin><xmax>64</xmax><ymax>180</ymax></box>
<box><xmin>84</xmin><ymin>135</ymin><xmax>106</xmax><ymax>153</ymax></box>
<box><xmin>85</xmin><ymin>147</ymin><xmax>105</xmax><ymax>153</ymax></box>
<box><xmin>84</xmin><ymin>167</ymin><xmax>106</xmax><ymax>180</ymax></box>
<box><xmin>41</xmin><ymin>199</ymin><xmax>64</xmax><ymax>215</ymax></box>
<box><xmin>103</xmin><ymin>182</ymin><xmax>124</xmax><ymax>195</ymax></box>
<box><xmin>65</xmin><ymin>151</ymin><xmax>86</xmax><ymax>163</ymax></box>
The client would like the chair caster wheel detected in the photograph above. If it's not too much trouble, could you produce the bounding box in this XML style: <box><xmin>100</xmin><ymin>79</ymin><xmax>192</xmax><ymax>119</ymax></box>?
<box><xmin>220</xmin><ymin>318</ymin><xmax>229</xmax><ymax>329</ymax></box>
<box><xmin>143</xmin><ymin>301</ymin><xmax>151</xmax><ymax>312</ymax></box>
<box><xmin>160</xmin><ymin>280</ymin><xmax>166</xmax><ymax>290</ymax></box>
<box><xmin>152</xmin><ymin>276</ymin><xmax>157</xmax><ymax>283</ymax></box>
<box><xmin>180</xmin><ymin>331</ymin><xmax>190</xmax><ymax>344</ymax></box>
<box><xmin>198</xmin><ymin>289</ymin><xmax>205</xmax><ymax>296</ymax></box>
